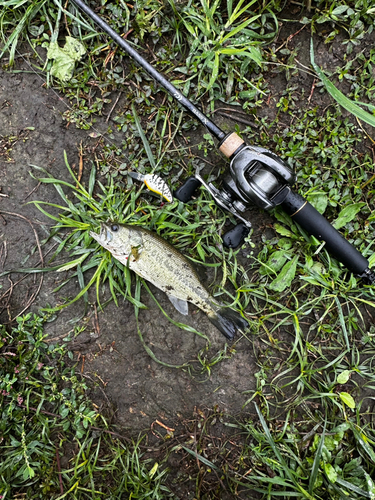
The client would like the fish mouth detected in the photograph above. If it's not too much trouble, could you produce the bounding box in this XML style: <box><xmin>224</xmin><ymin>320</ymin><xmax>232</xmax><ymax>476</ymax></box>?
<box><xmin>105</xmin><ymin>226</ymin><xmax>113</xmax><ymax>242</ymax></box>
<box><xmin>90</xmin><ymin>223</ymin><xmax>112</xmax><ymax>244</ymax></box>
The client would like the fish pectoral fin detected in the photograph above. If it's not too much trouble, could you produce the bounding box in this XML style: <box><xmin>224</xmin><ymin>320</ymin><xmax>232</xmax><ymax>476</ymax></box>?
<box><xmin>130</xmin><ymin>245</ymin><xmax>142</xmax><ymax>261</ymax></box>
<box><xmin>167</xmin><ymin>294</ymin><xmax>189</xmax><ymax>316</ymax></box>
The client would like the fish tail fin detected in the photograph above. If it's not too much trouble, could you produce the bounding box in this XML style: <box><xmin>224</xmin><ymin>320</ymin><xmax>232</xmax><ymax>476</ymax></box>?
<box><xmin>208</xmin><ymin>307</ymin><xmax>249</xmax><ymax>340</ymax></box>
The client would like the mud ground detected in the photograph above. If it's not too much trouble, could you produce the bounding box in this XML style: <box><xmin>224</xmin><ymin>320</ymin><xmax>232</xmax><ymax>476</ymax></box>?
<box><xmin>1</xmin><ymin>18</ymin><xmax>373</xmax><ymax>438</ymax></box>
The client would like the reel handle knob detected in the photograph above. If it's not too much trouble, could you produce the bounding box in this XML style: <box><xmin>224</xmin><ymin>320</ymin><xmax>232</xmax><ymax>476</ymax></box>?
<box><xmin>174</xmin><ymin>176</ymin><xmax>201</xmax><ymax>202</ymax></box>
<box><xmin>223</xmin><ymin>223</ymin><xmax>250</xmax><ymax>248</ymax></box>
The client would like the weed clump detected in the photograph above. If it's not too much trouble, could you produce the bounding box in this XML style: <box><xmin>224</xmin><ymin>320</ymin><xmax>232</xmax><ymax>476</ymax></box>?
<box><xmin>0</xmin><ymin>312</ymin><xmax>171</xmax><ymax>499</ymax></box>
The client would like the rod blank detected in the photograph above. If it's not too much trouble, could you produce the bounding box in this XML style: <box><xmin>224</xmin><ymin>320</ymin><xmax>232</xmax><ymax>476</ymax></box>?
<box><xmin>71</xmin><ymin>0</ymin><xmax>226</xmax><ymax>141</ymax></box>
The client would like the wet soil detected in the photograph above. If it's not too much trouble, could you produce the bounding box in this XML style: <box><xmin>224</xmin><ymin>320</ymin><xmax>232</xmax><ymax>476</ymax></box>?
<box><xmin>1</xmin><ymin>13</ymin><xmax>374</xmax><ymax>445</ymax></box>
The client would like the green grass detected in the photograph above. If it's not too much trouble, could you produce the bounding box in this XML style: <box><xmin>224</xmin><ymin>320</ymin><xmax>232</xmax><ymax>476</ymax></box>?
<box><xmin>0</xmin><ymin>313</ymin><xmax>172</xmax><ymax>499</ymax></box>
<box><xmin>1</xmin><ymin>0</ymin><xmax>375</xmax><ymax>498</ymax></box>
<box><xmin>2</xmin><ymin>313</ymin><xmax>375</xmax><ymax>499</ymax></box>
<box><xmin>14</xmin><ymin>107</ymin><xmax>375</xmax><ymax>497</ymax></box>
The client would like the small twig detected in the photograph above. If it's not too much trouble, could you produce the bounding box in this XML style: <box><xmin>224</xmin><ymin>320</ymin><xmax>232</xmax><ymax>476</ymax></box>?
<box><xmin>0</xmin><ymin>275</ymin><xmax>23</xmax><ymax>302</ymax></box>
<box><xmin>356</xmin><ymin>116</ymin><xmax>375</xmax><ymax>145</ymax></box>
<box><xmin>155</xmin><ymin>419</ymin><xmax>175</xmax><ymax>432</ymax></box>
<box><xmin>0</xmin><ymin>276</ymin><xmax>13</xmax><ymax>314</ymax></box>
<box><xmin>103</xmin><ymin>29</ymin><xmax>134</xmax><ymax>66</ymax></box>
<box><xmin>93</xmin><ymin>303</ymin><xmax>100</xmax><ymax>335</ymax></box>
<box><xmin>146</xmin><ymin>43</ymin><xmax>157</xmax><ymax>61</ymax></box>
<box><xmin>274</xmin><ymin>24</ymin><xmax>307</xmax><ymax>54</ymax></box>
<box><xmin>216</xmin><ymin>111</ymin><xmax>257</xmax><ymax>128</ymax></box>
<box><xmin>308</xmin><ymin>78</ymin><xmax>316</xmax><ymax>103</ymax></box>
<box><xmin>361</xmin><ymin>172</ymin><xmax>375</xmax><ymax>190</ymax></box>
<box><xmin>212</xmin><ymin>467</ymin><xmax>229</xmax><ymax>494</ymax></box>
<box><xmin>23</xmin><ymin>181</ymin><xmax>41</xmax><ymax>201</ymax></box>
<box><xmin>106</xmin><ymin>91</ymin><xmax>122</xmax><ymax>123</ymax></box>
<box><xmin>213</xmin><ymin>107</ymin><xmax>251</xmax><ymax>117</ymax></box>
<box><xmin>18</xmin><ymin>404</ymin><xmax>58</xmax><ymax>418</ymax></box>
<box><xmin>81</xmin><ymin>355</ymin><xmax>85</xmax><ymax>373</ymax></box>
<box><xmin>294</xmin><ymin>58</ymin><xmax>317</xmax><ymax>78</ymax></box>
<box><xmin>77</xmin><ymin>141</ymin><xmax>84</xmax><ymax>185</ymax></box>
<box><xmin>0</xmin><ymin>241</ymin><xmax>7</xmax><ymax>269</ymax></box>
<box><xmin>64</xmin><ymin>0</ymin><xmax>71</xmax><ymax>36</ymax></box>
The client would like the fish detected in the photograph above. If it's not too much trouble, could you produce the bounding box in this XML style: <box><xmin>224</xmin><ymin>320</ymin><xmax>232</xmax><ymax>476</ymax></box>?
<box><xmin>90</xmin><ymin>223</ymin><xmax>249</xmax><ymax>340</ymax></box>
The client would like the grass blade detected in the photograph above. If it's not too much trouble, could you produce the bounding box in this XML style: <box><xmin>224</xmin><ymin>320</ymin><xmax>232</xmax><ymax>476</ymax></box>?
<box><xmin>181</xmin><ymin>446</ymin><xmax>220</xmax><ymax>471</ymax></box>
<box><xmin>206</xmin><ymin>52</ymin><xmax>219</xmax><ymax>91</ymax></box>
<box><xmin>310</xmin><ymin>38</ymin><xmax>375</xmax><ymax>128</ymax></box>
<box><xmin>222</xmin><ymin>15</ymin><xmax>261</xmax><ymax>43</ymax></box>
<box><xmin>226</xmin><ymin>0</ymin><xmax>257</xmax><ymax>25</ymax></box>
<box><xmin>334</xmin><ymin>296</ymin><xmax>350</xmax><ymax>350</ymax></box>
<box><xmin>335</xmin><ymin>477</ymin><xmax>372</xmax><ymax>498</ymax></box>
<box><xmin>308</xmin><ymin>420</ymin><xmax>326</xmax><ymax>494</ymax></box>
<box><xmin>132</xmin><ymin>104</ymin><xmax>156</xmax><ymax>169</ymax></box>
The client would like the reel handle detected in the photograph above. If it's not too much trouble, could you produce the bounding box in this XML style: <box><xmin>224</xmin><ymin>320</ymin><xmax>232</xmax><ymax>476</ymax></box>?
<box><xmin>223</xmin><ymin>223</ymin><xmax>250</xmax><ymax>248</ymax></box>
<box><xmin>282</xmin><ymin>190</ymin><xmax>371</xmax><ymax>278</ymax></box>
<box><xmin>174</xmin><ymin>176</ymin><xmax>201</xmax><ymax>202</ymax></box>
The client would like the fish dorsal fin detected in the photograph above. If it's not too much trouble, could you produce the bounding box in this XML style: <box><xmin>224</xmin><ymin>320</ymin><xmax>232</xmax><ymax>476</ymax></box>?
<box><xmin>167</xmin><ymin>294</ymin><xmax>189</xmax><ymax>315</ymax></box>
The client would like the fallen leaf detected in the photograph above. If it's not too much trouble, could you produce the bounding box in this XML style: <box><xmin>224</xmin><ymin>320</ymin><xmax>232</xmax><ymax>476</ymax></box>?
<box><xmin>47</xmin><ymin>36</ymin><xmax>86</xmax><ymax>82</ymax></box>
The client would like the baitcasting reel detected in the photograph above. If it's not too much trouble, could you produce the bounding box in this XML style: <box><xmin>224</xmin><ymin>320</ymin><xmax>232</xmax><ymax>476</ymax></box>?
<box><xmin>175</xmin><ymin>143</ymin><xmax>295</xmax><ymax>248</ymax></box>
<box><xmin>71</xmin><ymin>0</ymin><xmax>375</xmax><ymax>285</ymax></box>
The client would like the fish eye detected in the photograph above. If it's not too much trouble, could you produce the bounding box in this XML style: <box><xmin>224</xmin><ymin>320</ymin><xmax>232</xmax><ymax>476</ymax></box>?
<box><xmin>111</xmin><ymin>224</ymin><xmax>119</xmax><ymax>232</ymax></box>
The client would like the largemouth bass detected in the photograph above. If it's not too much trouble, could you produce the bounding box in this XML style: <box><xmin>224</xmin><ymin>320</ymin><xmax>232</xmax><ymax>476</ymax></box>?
<box><xmin>90</xmin><ymin>223</ymin><xmax>248</xmax><ymax>340</ymax></box>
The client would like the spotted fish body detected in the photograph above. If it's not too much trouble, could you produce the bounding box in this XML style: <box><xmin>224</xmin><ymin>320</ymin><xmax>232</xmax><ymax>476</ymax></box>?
<box><xmin>90</xmin><ymin>223</ymin><xmax>248</xmax><ymax>339</ymax></box>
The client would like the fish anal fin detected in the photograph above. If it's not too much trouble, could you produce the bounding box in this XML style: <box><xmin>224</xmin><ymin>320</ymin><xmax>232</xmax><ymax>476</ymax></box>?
<box><xmin>167</xmin><ymin>294</ymin><xmax>189</xmax><ymax>315</ymax></box>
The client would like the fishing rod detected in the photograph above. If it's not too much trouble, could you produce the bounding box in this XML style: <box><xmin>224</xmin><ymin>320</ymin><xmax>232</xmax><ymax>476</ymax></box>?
<box><xmin>71</xmin><ymin>0</ymin><xmax>374</xmax><ymax>285</ymax></box>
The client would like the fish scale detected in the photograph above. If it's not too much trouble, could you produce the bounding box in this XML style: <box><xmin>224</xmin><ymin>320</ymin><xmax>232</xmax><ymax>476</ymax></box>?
<box><xmin>119</xmin><ymin>228</ymin><xmax>213</xmax><ymax>314</ymax></box>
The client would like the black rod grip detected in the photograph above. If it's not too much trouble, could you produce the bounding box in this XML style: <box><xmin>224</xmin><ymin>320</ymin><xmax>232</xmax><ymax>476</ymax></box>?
<box><xmin>174</xmin><ymin>176</ymin><xmax>201</xmax><ymax>203</ymax></box>
<box><xmin>281</xmin><ymin>190</ymin><xmax>369</xmax><ymax>274</ymax></box>
<box><xmin>223</xmin><ymin>223</ymin><xmax>250</xmax><ymax>248</ymax></box>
